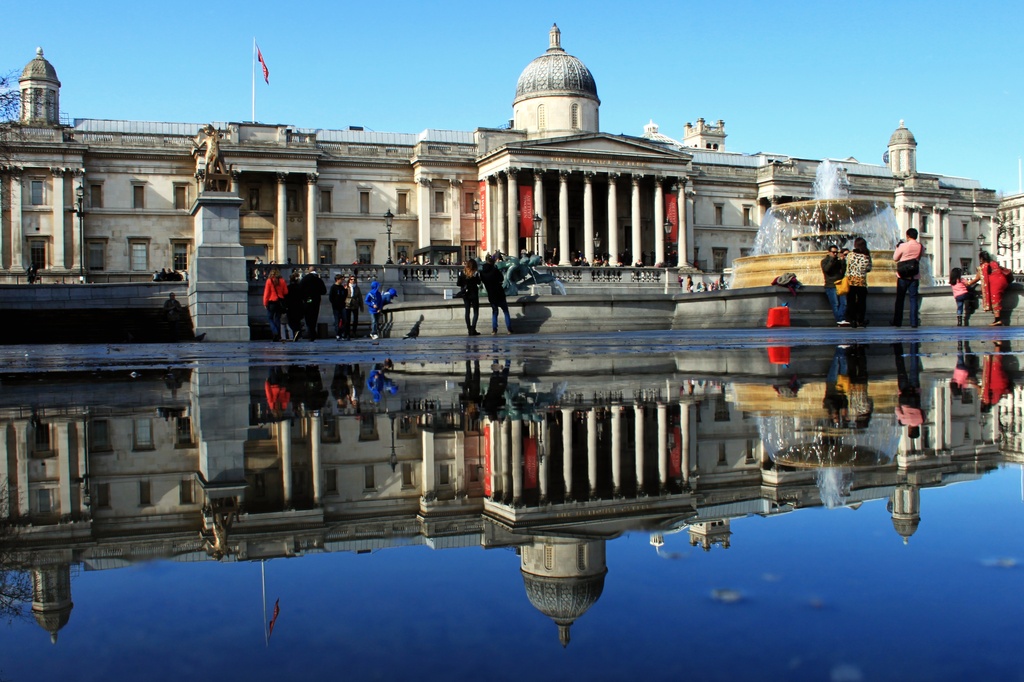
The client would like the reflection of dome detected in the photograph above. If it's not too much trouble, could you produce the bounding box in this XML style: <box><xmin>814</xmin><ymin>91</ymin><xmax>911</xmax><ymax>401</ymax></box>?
<box><xmin>32</xmin><ymin>565</ymin><xmax>74</xmax><ymax>644</ymax></box>
<box><xmin>892</xmin><ymin>515</ymin><xmax>921</xmax><ymax>544</ymax></box>
<box><xmin>20</xmin><ymin>47</ymin><xmax>60</xmax><ymax>84</ymax></box>
<box><xmin>888</xmin><ymin>120</ymin><xmax>916</xmax><ymax>146</ymax></box>
<box><xmin>514</xmin><ymin>24</ymin><xmax>599</xmax><ymax>104</ymax></box>
<box><xmin>522</xmin><ymin>571</ymin><xmax>606</xmax><ymax>647</ymax></box>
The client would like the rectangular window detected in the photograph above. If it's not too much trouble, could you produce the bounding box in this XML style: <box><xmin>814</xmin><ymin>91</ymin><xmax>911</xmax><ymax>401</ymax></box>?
<box><xmin>363</xmin><ymin>465</ymin><xmax>376</xmax><ymax>490</ymax></box>
<box><xmin>179</xmin><ymin>478</ymin><xmax>194</xmax><ymax>504</ymax></box>
<box><xmin>356</xmin><ymin>241</ymin><xmax>373</xmax><ymax>265</ymax></box>
<box><xmin>433</xmin><ymin>191</ymin><xmax>446</xmax><ymax>214</ymax></box>
<box><xmin>714</xmin><ymin>204</ymin><xmax>724</xmax><ymax>226</ymax></box>
<box><xmin>395</xmin><ymin>242</ymin><xmax>413</xmax><ymax>263</ymax></box>
<box><xmin>464</xmin><ymin>245</ymin><xmax>478</xmax><ymax>261</ymax></box>
<box><xmin>438</xmin><ymin>464</ymin><xmax>451</xmax><ymax>486</ymax></box>
<box><xmin>132</xmin><ymin>185</ymin><xmax>145</xmax><ymax>209</ymax></box>
<box><xmin>89</xmin><ymin>419</ymin><xmax>112</xmax><ymax>451</ymax></box>
<box><xmin>961</xmin><ymin>258</ymin><xmax>973</xmax><ymax>272</ymax></box>
<box><xmin>130</xmin><ymin>240</ymin><xmax>149</xmax><ymax>271</ymax></box>
<box><xmin>175</xmin><ymin>417</ymin><xmax>193</xmax><ymax>446</ymax></box>
<box><xmin>30</xmin><ymin>180</ymin><xmax>44</xmax><ymax>205</ymax></box>
<box><xmin>286</xmin><ymin>189</ymin><xmax>298</xmax><ymax>213</ymax></box>
<box><xmin>94</xmin><ymin>483</ymin><xmax>111</xmax><ymax>509</ymax></box>
<box><xmin>743</xmin><ymin>206</ymin><xmax>752</xmax><ymax>227</ymax></box>
<box><xmin>740</xmin><ymin>248</ymin><xmax>752</xmax><ymax>258</ymax></box>
<box><xmin>402</xmin><ymin>462</ymin><xmax>414</xmax><ymax>488</ymax></box>
<box><xmin>90</xmin><ymin>184</ymin><xmax>103</xmax><ymax>208</ymax></box>
<box><xmin>359</xmin><ymin>190</ymin><xmax>370</xmax><ymax>214</ymax></box>
<box><xmin>712</xmin><ymin>247</ymin><xmax>727</xmax><ymax>272</ymax></box>
<box><xmin>321</xmin><ymin>415</ymin><xmax>340</xmax><ymax>443</ymax></box>
<box><xmin>318</xmin><ymin>241</ymin><xmax>335</xmax><ymax>265</ymax></box>
<box><xmin>397</xmin><ymin>191</ymin><xmax>409</xmax><ymax>215</ymax></box>
<box><xmin>139</xmin><ymin>480</ymin><xmax>151</xmax><ymax>506</ymax></box>
<box><xmin>87</xmin><ymin>241</ymin><xmax>106</xmax><ymax>271</ymax></box>
<box><xmin>465</xmin><ymin>192</ymin><xmax>477</xmax><ymax>214</ymax></box>
<box><xmin>29</xmin><ymin>239</ymin><xmax>46</xmax><ymax>271</ymax></box>
<box><xmin>174</xmin><ymin>185</ymin><xmax>188</xmax><ymax>210</ymax></box>
<box><xmin>133</xmin><ymin>418</ymin><xmax>154</xmax><ymax>450</ymax></box>
<box><xmin>320</xmin><ymin>189</ymin><xmax>332</xmax><ymax>214</ymax></box>
<box><xmin>325</xmin><ymin>469</ymin><xmax>338</xmax><ymax>493</ymax></box>
<box><xmin>33</xmin><ymin>422</ymin><xmax>51</xmax><ymax>453</ymax></box>
<box><xmin>247</xmin><ymin>187</ymin><xmax>261</xmax><ymax>211</ymax></box>
<box><xmin>962</xmin><ymin>221</ymin><xmax>969</xmax><ymax>239</ymax></box>
<box><xmin>920</xmin><ymin>215</ymin><xmax>929</xmax><ymax>234</ymax></box>
<box><xmin>171</xmin><ymin>241</ymin><xmax>190</xmax><ymax>272</ymax></box>
<box><xmin>37</xmin><ymin>489</ymin><xmax>53</xmax><ymax>514</ymax></box>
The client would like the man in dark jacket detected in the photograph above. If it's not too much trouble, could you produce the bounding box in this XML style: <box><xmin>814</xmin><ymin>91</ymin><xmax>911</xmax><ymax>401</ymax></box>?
<box><xmin>299</xmin><ymin>267</ymin><xmax>328</xmax><ymax>340</ymax></box>
<box><xmin>480</xmin><ymin>255</ymin><xmax>513</xmax><ymax>335</ymax></box>
<box><xmin>328</xmin><ymin>274</ymin><xmax>348</xmax><ymax>340</ymax></box>
<box><xmin>820</xmin><ymin>246</ymin><xmax>848</xmax><ymax>326</ymax></box>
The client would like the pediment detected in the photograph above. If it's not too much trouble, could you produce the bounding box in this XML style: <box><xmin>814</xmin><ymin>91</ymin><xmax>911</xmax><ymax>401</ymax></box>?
<box><xmin>485</xmin><ymin>133</ymin><xmax>692</xmax><ymax>167</ymax></box>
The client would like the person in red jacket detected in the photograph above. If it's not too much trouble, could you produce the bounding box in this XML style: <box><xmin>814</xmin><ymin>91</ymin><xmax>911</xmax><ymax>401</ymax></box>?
<box><xmin>262</xmin><ymin>268</ymin><xmax>288</xmax><ymax>341</ymax></box>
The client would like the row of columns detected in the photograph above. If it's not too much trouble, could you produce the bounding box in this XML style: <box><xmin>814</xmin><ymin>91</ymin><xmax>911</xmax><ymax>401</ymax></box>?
<box><xmin>485</xmin><ymin>401</ymin><xmax>697</xmax><ymax>504</ymax></box>
<box><xmin>484</xmin><ymin>170</ymin><xmax>692</xmax><ymax>266</ymax></box>
<box><xmin>900</xmin><ymin>204</ymin><xmax>954</xmax><ymax>279</ymax></box>
<box><xmin>0</xmin><ymin>168</ymin><xmax>82</xmax><ymax>272</ymax></box>
<box><xmin>1</xmin><ymin>420</ymin><xmax>85</xmax><ymax>519</ymax></box>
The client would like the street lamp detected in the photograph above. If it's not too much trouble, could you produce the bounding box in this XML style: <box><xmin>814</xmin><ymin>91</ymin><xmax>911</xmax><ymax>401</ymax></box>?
<box><xmin>472</xmin><ymin>199</ymin><xmax>480</xmax><ymax>257</ymax></box>
<box><xmin>383</xmin><ymin>209</ymin><xmax>394</xmax><ymax>265</ymax></box>
<box><xmin>594</xmin><ymin>234</ymin><xmax>601</xmax><ymax>251</ymax></box>
<box><xmin>664</xmin><ymin>219</ymin><xmax>673</xmax><ymax>267</ymax></box>
<box><xmin>73</xmin><ymin>184</ymin><xmax>86</xmax><ymax>283</ymax></box>
<box><xmin>533</xmin><ymin>213</ymin><xmax>543</xmax><ymax>257</ymax></box>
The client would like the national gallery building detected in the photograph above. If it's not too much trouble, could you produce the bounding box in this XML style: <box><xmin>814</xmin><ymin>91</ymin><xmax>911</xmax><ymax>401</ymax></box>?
<box><xmin>0</xmin><ymin>26</ymin><xmax>1005</xmax><ymax>282</ymax></box>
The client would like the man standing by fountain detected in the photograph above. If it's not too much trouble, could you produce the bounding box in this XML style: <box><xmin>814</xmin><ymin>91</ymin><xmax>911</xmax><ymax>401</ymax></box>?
<box><xmin>821</xmin><ymin>246</ymin><xmax>849</xmax><ymax>326</ymax></box>
<box><xmin>892</xmin><ymin>228</ymin><xmax>924</xmax><ymax>328</ymax></box>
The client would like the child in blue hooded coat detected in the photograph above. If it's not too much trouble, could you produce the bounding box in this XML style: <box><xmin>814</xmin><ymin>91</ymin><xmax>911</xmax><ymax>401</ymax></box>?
<box><xmin>365</xmin><ymin>281</ymin><xmax>384</xmax><ymax>339</ymax></box>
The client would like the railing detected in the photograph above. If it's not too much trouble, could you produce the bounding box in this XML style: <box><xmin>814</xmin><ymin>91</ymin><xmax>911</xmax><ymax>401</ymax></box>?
<box><xmin>2</xmin><ymin>273</ymin><xmax>159</xmax><ymax>285</ymax></box>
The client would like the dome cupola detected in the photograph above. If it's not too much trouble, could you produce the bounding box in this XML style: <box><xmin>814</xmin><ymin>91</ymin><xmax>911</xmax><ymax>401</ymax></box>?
<box><xmin>19</xmin><ymin>47</ymin><xmax>61</xmax><ymax>125</ymax></box>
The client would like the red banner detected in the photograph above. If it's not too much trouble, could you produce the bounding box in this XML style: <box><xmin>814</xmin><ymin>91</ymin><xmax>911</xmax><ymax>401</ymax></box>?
<box><xmin>669</xmin><ymin>425</ymin><xmax>681</xmax><ymax>478</ymax></box>
<box><xmin>519</xmin><ymin>185</ymin><xmax>534</xmax><ymax>238</ymax></box>
<box><xmin>478</xmin><ymin>181</ymin><xmax>487</xmax><ymax>253</ymax></box>
<box><xmin>523</xmin><ymin>435</ymin><xmax>538</xmax><ymax>489</ymax></box>
<box><xmin>484</xmin><ymin>424</ymin><xmax>492</xmax><ymax>497</ymax></box>
<box><xmin>665</xmin><ymin>192</ymin><xmax>679</xmax><ymax>242</ymax></box>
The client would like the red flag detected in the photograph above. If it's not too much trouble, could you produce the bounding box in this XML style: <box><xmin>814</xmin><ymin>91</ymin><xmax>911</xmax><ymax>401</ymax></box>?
<box><xmin>268</xmin><ymin>599</ymin><xmax>281</xmax><ymax>638</ymax></box>
<box><xmin>257</xmin><ymin>44</ymin><xmax>270</xmax><ymax>84</ymax></box>
<box><xmin>519</xmin><ymin>185</ymin><xmax>534</xmax><ymax>238</ymax></box>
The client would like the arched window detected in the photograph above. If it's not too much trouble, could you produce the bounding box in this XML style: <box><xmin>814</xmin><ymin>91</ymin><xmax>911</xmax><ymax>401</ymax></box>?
<box><xmin>538</xmin><ymin>104</ymin><xmax>546</xmax><ymax>130</ymax></box>
<box><xmin>571</xmin><ymin>104</ymin><xmax>579</xmax><ymax>130</ymax></box>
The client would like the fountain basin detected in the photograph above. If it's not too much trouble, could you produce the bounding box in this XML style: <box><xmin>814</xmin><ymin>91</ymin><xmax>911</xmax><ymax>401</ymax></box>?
<box><xmin>729</xmin><ymin>250</ymin><xmax>900</xmax><ymax>289</ymax></box>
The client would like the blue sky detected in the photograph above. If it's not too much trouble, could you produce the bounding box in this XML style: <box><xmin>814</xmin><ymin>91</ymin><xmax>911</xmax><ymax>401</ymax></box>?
<box><xmin>3</xmin><ymin>0</ymin><xmax>1022</xmax><ymax>195</ymax></box>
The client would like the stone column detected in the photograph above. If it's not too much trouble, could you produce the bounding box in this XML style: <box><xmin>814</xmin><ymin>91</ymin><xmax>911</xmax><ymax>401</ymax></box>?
<box><xmin>657</xmin><ymin>402</ymin><xmax>668</xmax><ymax>490</ymax></box>
<box><xmin>631</xmin><ymin>175</ymin><xmax>642</xmax><ymax>265</ymax></box>
<box><xmin>55</xmin><ymin>423</ymin><xmax>71</xmax><ymax>519</ymax></box>
<box><xmin>486</xmin><ymin>176</ymin><xmax>497</xmax><ymax>256</ymax></box>
<box><xmin>938</xmin><ymin>207</ymin><xmax>950</xmax><ymax>279</ymax></box>
<box><xmin>421</xmin><ymin>429</ymin><xmax>436</xmax><ymax>498</ymax></box>
<box><xmin>684</xmin><ymin>187</ymin><xmax>696</xmax><ymax>266</ymax></box>
<box><xmin>607</xmin><ymin>173</ymin><xmax>619</xmax><ymax>264</ymax></box>
<box><xmin>634</xmin><ymin>404</ymin><xmax>645</xmax><ymax>493</ymax></box>
<box><xmin>494</xmin><ymin>174</ymin><xmax>506</xmax><ymax>256</ymax></box>
<box><xmin>450</xmin><ymin>178</ymin><xmax>462</xmax><ymax>247</ymax></box>
<box><xmin>188</xmin><ymin>192</ymin><xmax>248</xmax><ymax>341</ymax></box>
<box><xmin>611</xmin><ymin>406</ymin><xmax>622</xmax><ymax>496</ymax></box>
<box><xmin>586</xmin><ymin>409</ymin><xmax>597</xmax><ymax>497</ymax></box>
<box><xmin>275</xmin><ymin>174</ymin><xmax>288</xmax><ymax>264</ymax></box>
<box><xmin>279</xmin><ymin>420</ymin><xmax>293</xmax><ymax>508</ymax></box>
<box><xmin>654</xmin><ymin>178</ymin><xmax>665</xmax><ymax>266</ymax></box>
<box><xmin>192</xmin><ymin>365</ymin><xmax>250</xmax><ymax>515</ymax></box>
<box><xmin>230</xmin><ymin>170</ymin><xmax>240</xmax><ymax>195</ymax></box>
<box><xmin>417</xmin><ymin>178</ymin><xmax>432</xmax><ymax>250</ymax></box>
<box><xmin>70</xmin><ymin>170</ymin><xmax>83</xmax><ymax>273</ymax></box>
<box><xmin>561</xmin><ymin>407</ymin><xmax>574</xmax><ymax>500</ymax></box>
<box><xmin>11</xmin><ymin>170</ymin><xmax>23</xmax><ymax>269</ymax></box>
<box><xmin>506</xmin><ymin>169</ymin><xmax>519</xmax><ymax>257</ymax></box>
<box><xmin>538</xmin><ymin>419</ymin><xmax>549</xmax><ymax>503</ymax></box>
<box><xmin>681</xmin><ymin>401</ymin><xmax>693</xmax><ymax>487</ymax></box>
<box><xmin>511</xmin><ymin>418</ymin><xmax>523</xmax><ymax>505</ymax></box>
<box><xmin>14</xmin><ymin>422</ymin><xmax>29</xmax><ymax>516</ymax></box>
<box><xmin>583</xmin><ymin>172</ymin><xmax>595</xmax><ymax>264</ymax></box>
<box><xmin>488</xmin><ymin>418</ymin><xmax>501</xmax><ymax>498</ymax></box>
<box><xmin>534</xmin><ymin>170</ymin><xmax>545</xmax><ymax>256</ymax></box>
<box><xmin>502</xmin><ymin>420</ymin><xmax>513</xmax><ymax>502</ymax></box>
<box><xmin>51</xmin><ymin>169</ymin><xmax>65</xmax><ymax>270</ymax></box>
<box><xmin>559</xmin><ymin>171</ymin><xmax>570</xmax><ymax>265</ymax></box>
<box><xmin>310</xmin><ymin>416</ymin><xmax>322</xmax><ymax>505</ymax></box>
<box><xmin>306</xmin><ymin>173</ymin><xmax>318</xmax><ymax>264</ymax></box>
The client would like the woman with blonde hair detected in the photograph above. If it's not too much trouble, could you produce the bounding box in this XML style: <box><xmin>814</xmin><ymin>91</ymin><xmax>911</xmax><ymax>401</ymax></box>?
<box><xmin>262</xmin><ymin>268</ymin><xmax>288</xmax><ymax>341</ymax></box>
<box><xmin>456</xmin><ymin>259</ymin><xmax>482</xmax><ymax>336</ymax></box>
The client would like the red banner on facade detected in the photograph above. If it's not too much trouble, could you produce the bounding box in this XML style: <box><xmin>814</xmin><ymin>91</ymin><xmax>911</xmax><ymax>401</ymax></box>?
<box><xmin>484</xmin><ymin>424</ymin><xmax>492</xmax><ymax>497</ymax></box>
<box><xmin>665</xmin><ymin>193</ymin><xmax>679</xmax><ymax>242</ymax></box>
<box><xmin>669</xmin><ymin>425</ymin><xmax>681</xmax><ymax>478</ymax></box>
<box><xmin>524</xmin><ymin>436</ymin><xmax>538</xmax><ymax>489</ymax></box>
<box><xmin>519</xmin><ymin>185</ymin><xmax>534</xmax><ymax>238</ymax></box>
<box><xmin>478</xmin><ymin>181</ymin><xmax>487</xmax><ymax>253</ymax></box>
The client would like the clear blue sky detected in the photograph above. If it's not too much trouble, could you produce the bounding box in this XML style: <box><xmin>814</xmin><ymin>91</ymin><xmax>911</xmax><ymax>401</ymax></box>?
<box><xmin>3</xmin><ymin>0</ymin><xmax>1022</xmax><ymax>195</ymax></box>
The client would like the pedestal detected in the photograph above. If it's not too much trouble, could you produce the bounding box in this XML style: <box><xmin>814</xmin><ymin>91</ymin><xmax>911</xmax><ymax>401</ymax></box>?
<box><xmin>188</xmin><ymin>192</ymin><xmax>248</xmax><ymax>341</ymax></box>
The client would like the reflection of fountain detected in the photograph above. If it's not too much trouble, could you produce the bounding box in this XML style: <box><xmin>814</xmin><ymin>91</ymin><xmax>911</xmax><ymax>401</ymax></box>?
<box><xmin>730</xmin><ymin>160</ymin><xmax>908</xmax><ymax>288</ymax></box>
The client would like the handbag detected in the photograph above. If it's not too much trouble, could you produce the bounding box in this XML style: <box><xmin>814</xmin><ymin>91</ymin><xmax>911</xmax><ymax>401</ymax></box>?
<box><xmin>896</xmin><ymin>258</ymin><xmax>919</xmax><ymax>280</ymax></box>
<box><xmin>834</xmin><ymin>276</ymin><xmax>850</xmax><ymax>296</ymax></box>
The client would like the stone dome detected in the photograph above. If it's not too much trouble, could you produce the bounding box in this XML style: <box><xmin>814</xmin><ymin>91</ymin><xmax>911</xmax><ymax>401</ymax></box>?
<box><xmin>892</xmin><ymin>515</ymin><xmax>921</xmax><ymax>544</ymax></box>
<box><xmin>514</xmin><ymin>25</ymin><xmax>599</xmax><ymax>104</ymax></box>
<box><xmin>20</xmin><ymin>47</ymin><xmax>60</xmax><ymax>85</ymax></box>
<box><xmin>889</xmin><ymin>120</ymin><xmax>916</xmax><ymax>146</ymax></box>
<box><xmin>522</xmin><ymin>570</ymin><xmax>606</xmax><ymax>647</ymax></box>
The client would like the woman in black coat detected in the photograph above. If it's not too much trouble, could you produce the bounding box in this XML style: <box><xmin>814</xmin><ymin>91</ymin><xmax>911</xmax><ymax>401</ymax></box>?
<box><xmin>457</xmin><ymin>260</ymin><xmax>482</xmax><ymax>336</ymax></box>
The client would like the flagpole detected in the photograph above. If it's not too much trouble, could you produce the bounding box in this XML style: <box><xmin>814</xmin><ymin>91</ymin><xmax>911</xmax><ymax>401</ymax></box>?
<box><xmin>261</xmin><ymin>559</ymin><xmax>269</xmax><ymax>646</ymax></box>
<box><xmin>252</xmin><ymin>38</ymin><xmax>257</xmax><ymax>123</ymax></box>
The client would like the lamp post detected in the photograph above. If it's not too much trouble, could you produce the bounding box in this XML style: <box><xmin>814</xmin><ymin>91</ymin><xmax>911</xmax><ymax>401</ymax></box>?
<box><xmin>73</xmin><ymin>184</ymin><xmax>85</xmax><ymax>283</ymax></box>
<box><xmin>664</xmin><ymin>219</ymin><xmax>673</xmax><ymax>267</ymax></box>
<box><xmin>594</xmin><ymin>233</ymin><xmax>601</xmax><ymax>255</ymax></box>
<box><xmin>383</xmin><ymin>209</ymin><xmax>394</xmax><ymax>265</ymax></box>
<box><xmin>472</xmin><ymin>199</ymin><xmax>480</xmax><ymax>258</ymax></box>
<box><xmin>533</xmin><ymin>213</ymin><xmax>543</xmax><ymax>257</ymax></box>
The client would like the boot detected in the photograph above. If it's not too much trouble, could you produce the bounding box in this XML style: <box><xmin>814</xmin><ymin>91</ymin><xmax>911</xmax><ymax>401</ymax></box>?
<box><xmin>957</xmin><ymin>315</ymin><xmax>963</xmax><ymax>327</ymax></box>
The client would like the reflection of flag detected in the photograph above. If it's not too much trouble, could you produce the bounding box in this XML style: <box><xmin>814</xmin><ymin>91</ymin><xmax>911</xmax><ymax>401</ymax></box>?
<box><xmin>257</xmin><ymin>44</ymin><xmax>270</xmax><ymax>84</ymax></box>
<box><xmin>268</xmin><ymin>599</ymin><xmax>281</xmax><ymax>639</ymax></box>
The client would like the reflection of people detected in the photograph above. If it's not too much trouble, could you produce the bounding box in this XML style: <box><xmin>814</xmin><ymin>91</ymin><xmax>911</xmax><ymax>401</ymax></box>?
<box><xmin>968</xmin><ymin>251</ymin><xmax>1011</xmax><ymax>326</ymax></box>
<box><xmin>846</xmin><ymin>344</ymin><xmax>872</xmax><ymax>427</ymax></box>
<box><xmin>285</xmin><ymin>270</ymin><xmax>304</xmax><ymax>341</ymax></box>
<box><xmin>824</xmin><ymin>346</ymin><xmax>850</xmax><ymax>427</ymax></box>
<box><xmin>981</xmin><ymin>341</ymin><xmax>1012</xmax><ymax>410</ymax></box>
<box><xmin>894</xmin><ymin>342</ymin><xmax>923</xmax><ymax>437</ymax></box>
<box><xmin>163</xmin><ymin>292</ymin><xmax>184</xmax><ymax>341</ymax></box>
<box><xmin>844</xmin><ymin>238</ymin><xmax>872</xmax><ymax>328</ymax></box>
<box><xmin>459</xmin><ymin>360</ymin><xmax>483</xmax><ymax>421</ymax></box>
<box><xmin>483</xmin><ymin>359</ymin><xmax>511</xmax><ymax>420</ymax></box>
<box><xmin>821</xmin><ymin>246</ymin><xmax>848</xmax><ymax>326</ymax></box>
<box><xmin>892</xmin><ymin>228</ymin><xmax>924</xmax><ymax>327</ymax></box>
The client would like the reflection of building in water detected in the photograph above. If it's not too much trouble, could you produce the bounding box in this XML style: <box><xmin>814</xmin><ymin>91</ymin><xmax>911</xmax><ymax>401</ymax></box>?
<box><xmin>0</xmin><ymin>354</ymin><xmax>1012</xmax><ymax>643</ymax></box>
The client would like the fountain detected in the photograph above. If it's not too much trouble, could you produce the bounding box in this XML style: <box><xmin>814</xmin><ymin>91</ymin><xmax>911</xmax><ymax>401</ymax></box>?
<box><xmin>729</xmin><ymin>160</ymin><xmax>911</xmax><ymax>289</ymax></box>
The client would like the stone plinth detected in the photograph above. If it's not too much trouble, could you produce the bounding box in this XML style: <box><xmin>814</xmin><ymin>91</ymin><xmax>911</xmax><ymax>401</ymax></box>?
<box><xmin>188</xmin><ymin>192</ymin><xmax>248</xmax><ymax>342</ymax></box>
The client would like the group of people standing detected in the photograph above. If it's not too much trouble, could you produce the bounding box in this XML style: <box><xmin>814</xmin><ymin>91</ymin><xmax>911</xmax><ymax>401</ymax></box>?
<box><xmin>261</xmin><ymin>267</ymin><xmax>332</xmax><ymax>341</ymax></box>
<box><xmin>455</xmin><ymin>254</ymin><xmax>514</xmax><ymax>336</ymax></box>
<box><xmin>821</xmin><ymin>227</ymin><xmax>1013</xmax><ymax>328</ymax></box>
